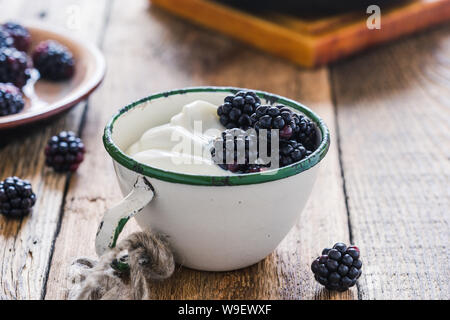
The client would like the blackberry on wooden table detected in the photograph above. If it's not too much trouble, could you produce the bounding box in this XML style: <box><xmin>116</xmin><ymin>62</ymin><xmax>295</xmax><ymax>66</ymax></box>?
<box><xmin>45</xmin><ymin>131</ymin><xmax>85</xmax><ymax>172</ymax></box>
<box><xmin>2</xmin><ymin>22</ymin><xmax>31</xmax><ymax>52</ymax></box>
<box><xmin>311</xmin><ymin>242</ymin><xmax>362</xmax><ymax>291</ymax></box>
<box><xmin>32</xmin><ymin>40</ymin><xmax>75</xmax><ymax>81</ymax></box>
<box><xmin>0</xmin><ymin>176</ymin><xmax>36</xmax><ymax>218</ymax></box>
<box><xmin>0</xmin><ymin>83</ymin><xmax>25</xmax><ymax>116</ymax></box>
<box><xmin>0</xmin><ymin>47</ymin><xmax>30</xmax><ymax>88</ymax></box>
<box><xmin>217</xmin><ymin>91</ymin><xmax>261</xmax><ymax>129</ymax></box>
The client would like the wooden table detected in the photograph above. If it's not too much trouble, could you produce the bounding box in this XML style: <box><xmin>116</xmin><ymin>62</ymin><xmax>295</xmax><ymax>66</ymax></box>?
<box><xmin>0</xmin><ymin>0</ymin><xmax>449</xmax><ymax>300</ymax></box>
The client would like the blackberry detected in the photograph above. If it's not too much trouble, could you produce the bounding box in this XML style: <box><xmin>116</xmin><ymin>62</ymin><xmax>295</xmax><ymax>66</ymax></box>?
<box><xmin>250</xmin><ymin>104</ymin><xmax>301</xmax><ymax>140</ymax></box>
<box><xmin>0</xmin><ymin>28</ymin><xmax>13</xmax><ymax>48</ymax></box>
<box><xmin>279</xmin><ymin>140</ymin><xmax>312</xmax><ymax>167</ymax></box>
<box><xmin>2</xmin><ymin>22</ymin><xmax>31</xmax><ymax>52</ymax></box>
<box><xmin>0</xmin><ymin>176</ymin><xmax>36</xmax><ymax>218</ymax></box>
<box><xmin>32</xmin><ymin>40</ymin><xmax>75</xmax><ymax>81</ymax></box>
<box><xmin>311</xmin><ymin>242</ymin><xmax>362</xmax><ymax>292</ymax></box>
<box><xmin>217</xmin><ymin>91</ymin><xmax>261</xmax><ymax>129</ymax></box>
<box><xmin>211</xmin><ymin>128</ymin><xmax>265</xmax><ymax>174</ymax></box>
<box><xmin>45</xmin><ymin>131</ymin><xmax>85</xmax><ymax>172</ymax></box>
<box><xmin>295</xmin><ymin>114</ymin><xmax>317</xmax><ymax>150</ymax></box>
<box><xmin>0</xmin><ymin>83</ymin><xmax>25</xmax><ymax>116</ymax></box>
<box><xmin>0</xmin><ymin>47</ymin><xmax>30</xmax><ymax>88</ymax></box>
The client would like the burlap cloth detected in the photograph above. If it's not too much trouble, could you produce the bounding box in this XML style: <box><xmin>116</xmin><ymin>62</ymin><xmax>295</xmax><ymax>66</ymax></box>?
<box><xmin>67</xmin><ymin>231</ymin><xmax>175</xmax><ymax>300</ymax></box>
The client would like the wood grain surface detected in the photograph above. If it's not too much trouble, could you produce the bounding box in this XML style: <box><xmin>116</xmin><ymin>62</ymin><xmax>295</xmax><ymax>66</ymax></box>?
<box><xmin>331</xmin><ymin>24</ymin><xmax>450</xmax><ymax>299</ymax></box>
<box><xmin>0</xmin><ymin>0</ymin><xmax>448</xmax><ymax>300</ymax></box>
<box><xmin>0</xmin><ymin>0</ymin><xmax>108</xmax><ymax>299</ymax></box>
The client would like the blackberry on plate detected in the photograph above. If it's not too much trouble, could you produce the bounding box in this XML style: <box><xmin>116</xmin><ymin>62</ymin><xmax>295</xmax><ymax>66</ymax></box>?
<box><xmin>279</xmin><ymin>139</ymin><xmax>312</xmax><ymax>167</ymax></box>
<box><xmin>2</xmin><ymin>22</ymin><xmax>31</xmax><ymax>52</ymax></box>
<box><xmin>311</xmin><ymin>242</ymin><xmax>362</xmax><ymax>292</ymax></box>
<box><xmin>0</xmin><ymin>47</ymin><xmax>30</xmax><ymax>88</ymax></box>
<box><xmin>0</xmin><ymin>28</ymin><xmax>13</xmax><ymax>48</ymax></box>
<box><xmin>45</xmin><ymin>131</ymin><xmax>85</xmax><ymax>172</ymax></box>
<box><xmin>211</xmin><ymin>128</ymin><xmax>265</xmax><ymax>174</ymax></box>
<box><xmin>0</xmin><ymin>176</ymin><xmax>36</xmax><ymax>218</ymax></box>
<box><xmin>32</xmin><ymin>40</ymin><xmax>75</xmax><ymax>81</ymax></box>
<box><xmin>217</xmin><ymin>91</ymin><xmax>261</xmax><ymax>129</ymax></box>
<box><xmin>0</xmin><ymin>83</ymin><xmax>25</xmax><ymax>116</ymax></box>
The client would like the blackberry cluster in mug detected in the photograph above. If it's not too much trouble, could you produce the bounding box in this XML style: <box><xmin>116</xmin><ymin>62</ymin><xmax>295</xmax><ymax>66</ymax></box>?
<box><xmin>212</xmin><ymin>91</ymin><xmax>318</xmax><ymax>174</ymax></box>
<box><xmin>0</xmin><ymin>21</ymin><xmax>75</xmax><ymax>117</ymax></box>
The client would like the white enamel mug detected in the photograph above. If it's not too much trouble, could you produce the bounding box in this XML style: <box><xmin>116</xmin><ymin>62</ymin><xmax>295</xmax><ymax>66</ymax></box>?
<box><xmin>97</xmin><ymin>87</ymin><xmax>330</xmax><ymax>271</ymax></box>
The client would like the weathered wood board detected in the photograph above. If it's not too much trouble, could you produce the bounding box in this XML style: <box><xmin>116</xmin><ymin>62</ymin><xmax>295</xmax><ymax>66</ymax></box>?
<box><xmin>331</xmin><ymin>23</ymin><xmax>450</xmax><ymax>299</ymax></box>
<box><xmin>0</xmin><ymin>0</ymin><xmax>109</xmax><ymax>300</ymax></box>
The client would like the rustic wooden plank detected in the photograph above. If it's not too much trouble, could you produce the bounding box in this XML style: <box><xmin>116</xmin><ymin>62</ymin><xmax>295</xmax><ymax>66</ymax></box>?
<box><xmin>0</xmin><ymin>0</ymin><xmax>108</xmax><ymax>300</ymax></box>
<box><xmin>46</xmin><ymin>0</ymin><xmax>352</xmax><ymax>300</ymax></box>
<box><xmin>331</xmin><ymin>24</ymin><xmax>450</xmax><ymax>299</ymax></box>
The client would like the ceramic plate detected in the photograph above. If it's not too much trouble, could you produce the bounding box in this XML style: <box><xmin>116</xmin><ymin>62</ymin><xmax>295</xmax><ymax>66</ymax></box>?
<box><xmin>0</xmin><ymin>22</ymin><xmax>105</xmax><ymax>130</ymax></box>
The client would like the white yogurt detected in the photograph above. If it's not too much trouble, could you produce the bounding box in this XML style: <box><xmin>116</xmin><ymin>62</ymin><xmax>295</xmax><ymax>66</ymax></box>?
<box><xmin>127</xmin><ymin>100</ymin><xmax>230</xmax><ymax>176</ymax></box>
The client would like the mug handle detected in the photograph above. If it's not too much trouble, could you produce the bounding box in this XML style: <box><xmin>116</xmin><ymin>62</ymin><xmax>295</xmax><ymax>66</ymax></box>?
<box><xmin>95</xmin><ymin>176</ymin><xmax>154</xmax><ymax>256</ymax></box>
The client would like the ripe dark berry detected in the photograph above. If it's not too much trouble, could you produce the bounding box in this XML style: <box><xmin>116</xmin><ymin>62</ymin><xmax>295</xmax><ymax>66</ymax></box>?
<box><xmin>326</xmin><ymin>259</ymin><xmax>339</xmax><ymax>271</ymax></box>
<box><xmin>311</xmin><ymin>259</ymin><xmax>319</xmax><ymax>273</ymax></box>
<box><xmin>328</xmin><ymin>248</ymin><xmax>342</xmax><ymax>261</ymax></box>
<box><xmin>45</xmin><ymin>131</ymin><xmax>85</xmax><ymax>172</ymax></box>
<box><xmin>0</xmin><ymin>83</ymin><xmax>25</xmax><ymax>116</ymax></box>
<box><xmin>342</xmin><ymin>254</ymin><xmax>353</xmax><ymax>266</ymax></box>
<box><xmin>347</xmin><ymin>266</ymin><xmax>360</xmax><ymax>279</ymax></box>
<box><xmin>0</xmin><ymin>176</ymin><xmax>36</xmax><ymax>218</ymax></box>
<box><xmin>341</xmin><ymin>276</ymin><xmax>353</xmax><ymax>287</ymax></box>
<box><xmin>267</xmin><ymin>106</ymin><xmax>280</xmax><ymax>117</ymax></box>
<box><xmin>318</xmin><ymin>255</ymin><xmax>328</xmax><ymax>264</ymax></box>
<box><xmin>352</xmin><ymin>259</ymin><xmax>362</xmax><ymax>269</ymax></box>
<box><xmin>0</xmin><ymin>47</ymin><xmax>31</xmax><ymax>88</ymax></box>
<box><xmin>2</xmin><ymin>22</ymin><xmax>31</xmax><ymax>52</ymax></box>
<box><xmin>338</xmin><ymin>264</ymin><xmax>349</xmax><ymax>276</ymax></box>
<box><xmin>279</xmin><ymin>139</ymin><xmax>310</xmax><ymax>167</ymax></box>
<box><xmin>32</xmin><ymin>40</ymin><xmax>75</xmax><ymax>81</ymax></box>
<box><xmin>217</xmin><ymin>91</ymin><xmax>261</xmax><ymax>129</ymax></box>
<box><xmin>317</xmin><ymin>264</ymin><xmax>329</xmax><ymax>277</ymax></box>
<box><xmin>0</xmin><ymin>28</ymin><xmax>14</xmax><ymax>48</ymax></box>
<box><xmin>211</xmin><ymin>128</ymin><xmax>265</xmax><ymax>174</ymax></box>
<box><xmin>294</xmin><ymin>114</ymin><xmax>317</xmax><ymax>150</ymax></box>
<box><xmin>311</xmin><ymin>242</ymin><xmax>362</xmax><ymax>292</ymax></box>
<box><xmin>328</xmin><ymin>272</ymin><xmax>340</xmax><ymax>284</ymax></box>
<box><xmin>347</xmin><ymin>246</ymin><xmax>360</xmax><ymax>259</ymax></box>
<box><xmin>215</xmin><ymin>95</ymin><xmax>319</xmax><ymax>173</ymax></box>
<box><xmin>251</xmin><ymin>105</ymin><xmax>298</xmax><ymax>139</ymax></box>
<box><xmin>333</xmin><ymin>242</ymin><xmax>347</xmax><ymax>253</ymax></box>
